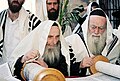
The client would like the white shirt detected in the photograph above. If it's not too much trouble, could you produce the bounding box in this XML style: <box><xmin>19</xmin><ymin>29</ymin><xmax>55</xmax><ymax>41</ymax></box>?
<box><xmin>3</xmin><ymin>15</ymin><xmax>21</xmax><ymax>62</ymax></box>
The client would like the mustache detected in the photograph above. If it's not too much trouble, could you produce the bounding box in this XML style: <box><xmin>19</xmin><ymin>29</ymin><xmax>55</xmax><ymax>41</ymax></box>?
<box><xmin>49</xmin><ymin>8</ymin><xmax>57</xmax><ymax>11</ymax></box>
<box><xmin>12</xmin><ymin>1</ymin><xmax>20</xmax><ymax>5</ymax></box>
<box><xmin>91</xmin><ymin>33</ymin><xmax>101</xmax><ymax>37</ymax></box>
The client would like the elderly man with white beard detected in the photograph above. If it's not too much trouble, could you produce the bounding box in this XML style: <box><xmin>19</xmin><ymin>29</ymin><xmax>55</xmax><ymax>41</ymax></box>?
<box><xmin>87</xmin><ymin>10</ymin><xmax>107</xmax><ymax>55</ymax></box>
<box><xmin>65</xmin><ymin>8</ymin><xmax>120</xmax><ymax>75</ymax></box>
<box><xmin>8</xmin><ymin>20</ymin><xmax>94</xmax><ymax>80</ymax></box>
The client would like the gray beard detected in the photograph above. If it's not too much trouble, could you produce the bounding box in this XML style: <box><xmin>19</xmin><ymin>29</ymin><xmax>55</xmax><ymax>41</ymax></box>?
<box><xmin>87</xmin><ymin>31</ymin><xmax>107</xmax><ymax>55</ymax></box>
<box><xmin>42</xmin><ymin>42</ymin><xmax>60</xmax><ymax>64</ymax></box>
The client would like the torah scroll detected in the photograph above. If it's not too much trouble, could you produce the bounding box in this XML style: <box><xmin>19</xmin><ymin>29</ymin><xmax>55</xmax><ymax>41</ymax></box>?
<box><xmin>95</xmin><ymin>61</ymin><xmax>120</xmax><ymax>79</ymax></box>
<box><xmin>89</xmin><ymin>55</ymin><xmax>120</xmax><ymax>79</ymax></box>
<box><xmin>21</xmin><ymin>63</ymin><xmax>65</xmax><ymax>81</ymax></box>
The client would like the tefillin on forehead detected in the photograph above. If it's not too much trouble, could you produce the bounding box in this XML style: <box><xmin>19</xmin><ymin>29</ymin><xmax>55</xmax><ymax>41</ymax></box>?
<box><xmin>90</xmin><ymin>9</ymin><xmax>106</xmax><ymax>18</ymax></box>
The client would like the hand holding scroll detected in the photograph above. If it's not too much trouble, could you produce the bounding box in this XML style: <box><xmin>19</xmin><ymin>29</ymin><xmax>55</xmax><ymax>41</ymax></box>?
<box><xmin>80</xmin><ymin>56</ymin><xmax>94</xmax><ymax>68</ymax></box>
<box><xmin>21</xmin><ymin>49</ymin><xmax>40</xmax><ymax>63</ymax></box>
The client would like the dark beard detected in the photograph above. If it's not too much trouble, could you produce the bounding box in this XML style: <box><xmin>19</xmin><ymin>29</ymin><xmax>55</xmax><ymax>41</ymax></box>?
<box><xmin>8</xmin><ymin>1</ymin><xmax>23</xmax><ymax>13</ymax></box>
<box><xmin>48</xmin><ymin>8</ymin><xmax>59</xmax><ymax>20</ymax></box>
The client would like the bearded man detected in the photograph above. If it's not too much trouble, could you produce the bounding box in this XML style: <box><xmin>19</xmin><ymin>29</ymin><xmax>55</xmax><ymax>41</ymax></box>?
<box><xmin>0</xmin><ymin>0</ymin><xmax>41</xmax><ymax>64</ymax></box>
<box><xmin>9</xmin><ymin>20</ymin><xmax>94</xmax><ymax>80</ymax></box>
<box><xmin>46</xmin><ymin>0</ymin><xmax>59</xmax><ymax>20</ymax></box>
<box><xmin>35</xmin><ymin>0</ymin><xmax>59</xmax><ymax>21</ymax></box>
<box><xmin>65</xmin><ymin>8</ymin><xmax>120</xmax><ymax>75</ymax></box>
<box><xmin>8</xmin><ymin>20</ymin><xmax>69</xmax><ymax>80</ymax></box>
<box><xmin>35</xmin><ymin>0</ymin><xmax>73</xmax><ymax>37</ymax></box>
<box><xmin>87</xmin><ymin>9</ymin><xmax>107</xmax><ymax>55</ymax></box>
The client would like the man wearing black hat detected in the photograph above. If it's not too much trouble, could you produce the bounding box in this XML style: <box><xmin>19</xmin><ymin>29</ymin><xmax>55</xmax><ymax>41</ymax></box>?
<box><xmin>65</xmin><ymin>8</ymin><xmax>120</xmax><ymax>75</ymax></box>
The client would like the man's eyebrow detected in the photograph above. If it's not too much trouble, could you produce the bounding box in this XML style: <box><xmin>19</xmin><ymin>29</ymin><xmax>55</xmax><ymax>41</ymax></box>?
<box><xmin>47</xmin><ymin>2</ymin><xmax>51</xmax><ymax>4</ymax></box>
<box><xmin>48</xmin><ymin>35</ymin><xmax>60</xmax><ymax>37</ymax></box>
<box><xmin>48</xmin><ymin>35</ymin><xmax>53</xmax><ymax>37</ymax></box>
<box><xmin>90</xmin><ymin>24</ymin><xmax>106</xmax><ymax>28</ymax></box>
<box><xmin>56</xmin><ymin>35</ymin><xmax>60</xmax><ymax>37</ymax></box>
<box><xmin>47</xmin><ymin>2</ymin><xmax>58</xmax><ymax>4</ymax></box>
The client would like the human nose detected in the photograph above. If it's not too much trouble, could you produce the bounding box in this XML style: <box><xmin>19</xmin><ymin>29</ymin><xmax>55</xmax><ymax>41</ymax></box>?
<box><xmin>94</xmin><ymin>27</ymin><xmax>99</xmax><ymax>34</ymax></box>
<box><xmin>51</xmin><ymin>4</ymin><xmax>54</xmax><ymax>8</ymax></box>
<box><xmin>53</xmin><ymin>37</ymin><xmax>58</xmax><ymax>45</ymax></box>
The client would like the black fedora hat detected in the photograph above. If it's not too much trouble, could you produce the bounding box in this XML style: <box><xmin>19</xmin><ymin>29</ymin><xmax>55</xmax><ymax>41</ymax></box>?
<box><xmin>112</xmin><ymin>7</ymin><xmax>120</xmax><ymax>18</ymax></box>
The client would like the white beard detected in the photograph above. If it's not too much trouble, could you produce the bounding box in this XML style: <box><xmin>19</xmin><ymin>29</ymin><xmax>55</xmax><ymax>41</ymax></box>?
<box><xmin>42</xmin><ymin>42</ymin><xmax>60</xmax><ymax>64</ymax></box>
<box><xmin>87</xmin><ymin>31</ymin><xmax>107</xmax><ymax>55</ymax></box>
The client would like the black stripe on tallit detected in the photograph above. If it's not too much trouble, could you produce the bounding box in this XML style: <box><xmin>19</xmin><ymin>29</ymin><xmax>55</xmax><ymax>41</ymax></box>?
<box><xmin>77</xmin><ymin>33</ymin><xmax>91</xmax><ymax>57</ymax></box>
<box><xmin>0</xmin><ymin>10</ymin><xmax>6</xmax><ymax>25</ymax></box>
<box><xmin>2</xmin><ymin>11</ymin><xmax>7</xmax><ymax>40</ymax></box>
<box><xmin>106</xmin><ymin>35</ymin><xmax>118</xmax><ymax>56</ymax></box>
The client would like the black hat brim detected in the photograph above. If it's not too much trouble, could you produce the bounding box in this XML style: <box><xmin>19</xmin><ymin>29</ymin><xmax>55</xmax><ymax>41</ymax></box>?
<box><xmin>112</xmin><ymin>11</ymin><xmax>120</xmax><ymax>18</ymax></box>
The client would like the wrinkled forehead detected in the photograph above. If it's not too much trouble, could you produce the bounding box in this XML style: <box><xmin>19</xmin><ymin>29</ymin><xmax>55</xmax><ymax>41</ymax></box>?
<box><xmin>89</xmin><ymin>15</ymin><xmax>107</xmax><ymax>26</ymax></box>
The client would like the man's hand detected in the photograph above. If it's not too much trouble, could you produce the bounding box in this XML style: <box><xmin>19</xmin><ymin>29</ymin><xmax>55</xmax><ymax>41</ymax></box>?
<box><xmin>21</xmin><ymin>49</ymin><xmax>48</xmax><ymax>68</ymax></box>
<box><xmin>33</xmin><ymin>58</ymin><xmax>48</xmax><ymax>68</ymax></box>
<box><xmin>80</xmin><ymin>56</ymin><xmax>94</xmax><ymax>68</ymax></box>
<box><xmin>21</xmin><ymin>49</ymin><xmax>40</xmax><ymax>63</ymax></box>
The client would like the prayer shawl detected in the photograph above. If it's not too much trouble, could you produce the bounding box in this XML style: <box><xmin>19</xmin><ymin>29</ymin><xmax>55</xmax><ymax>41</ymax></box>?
<box><xmin>0</xmin><ymin>7</ymin><xmax>41</xmax><ymax>62</ymax></box>
<box><xmin>35</xmin><ymin>0</ymin><xmax>48</xmax><ymax>21</ymax></box>
<box><xmin>35</xmin><ymin>0</ymin><xmax>63</xmax><ymax>21</ymax></box>
<box><xmin>9</xmin><ymin>20</ymin><xmax>70</xmax><ymax>76</ymax></box>
<box><xmin>113</xmin><ymin>25</ymin><xmax>120</xmax><ymax>40</ymax></box>
<box><xmin>72</xmin><ymin>1</ymin><xmax>99</xmax><ymax>34</ymax></box>
<box><xmin>113</xmin><ymin>25</ymin><xmax>120</xmax><ymax>64</ymax></box>
<box><xmin>65</xmin><ymin>8</ymin><xmax>120</xmax><ymax>64</ymax></box>
<box><xmin>35</xmin><ymin>0</ymin><xmax>72</xmax><ymax>37</ymax></box>
<box><xmin>83</xmin><ymin>1</ymin><xmax>99</xmax><ymax>18</ymax></box>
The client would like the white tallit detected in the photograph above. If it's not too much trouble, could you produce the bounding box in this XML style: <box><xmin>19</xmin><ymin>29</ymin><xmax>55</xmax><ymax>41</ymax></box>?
<box><xmin>82</xmin><ymin>1</ymin><xmax>99</xmax><ymax>18</ymax></box>
<box><xmin>113</xmin><ymin>25</ymin><xmax>120</xmax><ymax>40</ymax></box>
<box><xmin>35</xmin><ymin>0</ymin><xmax>61</xmax><ymax>21</ymax></box>
<box><xmin>35</xmin><ymin>0</ymin><xmax>48</xmax><ymax>21</ymax></box>
<box><xmin>35</xmin><ymin>0</ymin><xmax>73</xmax><ymax>37</ymax></box>
<box><xmin>0</xmin><ymin>7</ymin><xmax>32</xmax><ymax>64</ymax></box>
<box><xmin>9</xmin><ymin>20</ymin><xmax>70</xmax><ymax>75</ymax></box>
<box><xmin>65</xmin><ymin>8</ymin><xmax>120</xmax><ymax>64</ymax></box>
